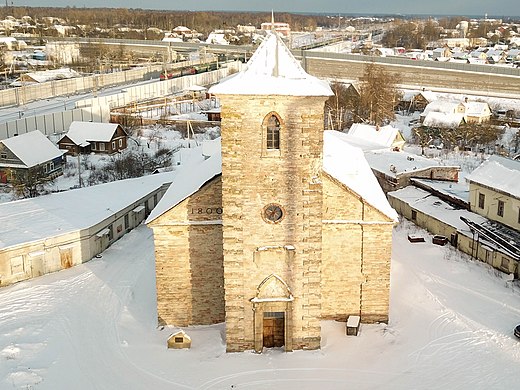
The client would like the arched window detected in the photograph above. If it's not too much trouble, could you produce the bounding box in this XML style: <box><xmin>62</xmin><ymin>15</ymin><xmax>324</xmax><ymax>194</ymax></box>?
<box><xmin>266</xmin><ymin>115</ymin><xmax>280</xmax><ymax>150</ymax></box>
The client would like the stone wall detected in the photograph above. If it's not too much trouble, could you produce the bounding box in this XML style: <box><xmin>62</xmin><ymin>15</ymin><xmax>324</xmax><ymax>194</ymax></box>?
<box><xmin>219</xmin><ymin>94</ymin><xmax>328</xmax><ymax>352</ymax></box>
<box><xmin>150</xmin><ymin>176</ymin><xmax>224</xmax><ymax>327</ymax></box>
<box><xmin>322</xmin><ymin>173</ymin><xmax>393</xmax><ymax>323</ymax></box>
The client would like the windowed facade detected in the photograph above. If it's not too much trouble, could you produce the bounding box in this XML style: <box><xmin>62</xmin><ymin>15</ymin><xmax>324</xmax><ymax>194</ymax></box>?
<box><xmin>497</xmin><ymin>200</ymin><xmax>504</xmax><ymax>217</ymax></box>
<box><xmin>411</xmin><ymin>210</ymin><xmax>417</xmax><ymax>221</ymax></box>
<box><xmin>478</xmin><ymin>193</ymin><xmax>485</xmax><ymax>209</ymax></box>
<box><xmin>266</xmin><ymin>115</ymin><xmax>280</xmax><ymax>150</ymax></box>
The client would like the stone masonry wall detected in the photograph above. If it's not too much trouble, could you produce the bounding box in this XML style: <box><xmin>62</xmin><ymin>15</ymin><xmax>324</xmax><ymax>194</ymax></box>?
<box><xmin>219</xmin><ymin>94</ymin><xmax>328</xmax><ymax>352</ymax></box>
<box><xmin>321</xmin><ymin>173</ymin><xmax>394</xmax><ymax>323</ymax></box>
<box><xmin>150</xmin><ymin>177</ymin><xmax>224</xmax><ymax>327</ymax></box>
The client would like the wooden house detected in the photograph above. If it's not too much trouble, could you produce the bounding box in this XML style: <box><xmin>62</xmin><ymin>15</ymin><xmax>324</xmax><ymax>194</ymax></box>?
<box><xmin>347</xmin><ymin>123</ymin><xmax>405</xmax><ymax>151</ymax></box>
<box><xmin>463</xmin><ymin>101</ymin><xmax>491</xmax><ymax>123</ymax></box>
<box><xmin>420</xmin><ymin>99</ymin><xmax>466</xmax><ymax>128</ymax></box>
<box><xmin>58</xmin><ymin>121</ymin><xmax>128</xmax><ymax>156</ymax></box>
<box><xmin>399</xmin><ymin>90</ymin><xmax>437</xmax><ymax>112</ymax></box>
<box><xmin>0</xmin><ymin>130</ymin><xmax>64</xmax><ymax>184</ymax></box>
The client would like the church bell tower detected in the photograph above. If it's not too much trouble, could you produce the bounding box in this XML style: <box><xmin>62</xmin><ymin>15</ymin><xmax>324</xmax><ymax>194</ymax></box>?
<box><xmin>210</xmin><ymin>33</ymin><xmax>333</xmax><ymax>352</ymax></box>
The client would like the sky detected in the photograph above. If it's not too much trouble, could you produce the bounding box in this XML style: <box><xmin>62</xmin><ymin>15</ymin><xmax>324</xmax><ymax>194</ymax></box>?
<box><xmin>11</xmin><ymin>0</ymin><xmax>519</xmax><ymax>18</ymax></box>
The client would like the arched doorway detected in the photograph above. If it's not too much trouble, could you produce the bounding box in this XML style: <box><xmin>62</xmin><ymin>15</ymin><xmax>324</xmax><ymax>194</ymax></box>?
<box><xmin>251</xmin><ymin>274</ymin><xmax>293</xmax><ymax>353</ymax></box>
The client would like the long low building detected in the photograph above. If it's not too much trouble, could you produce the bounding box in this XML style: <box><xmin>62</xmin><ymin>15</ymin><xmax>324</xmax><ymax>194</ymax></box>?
<box><xmin>0</xmin><ymin>170</ymin><xmax>177</xmax><ymax>287</ymax></box>
<box><xmin>388</xmin><ymin>186</ymin><xmax>520</xmax><ymax>278</ymax></box>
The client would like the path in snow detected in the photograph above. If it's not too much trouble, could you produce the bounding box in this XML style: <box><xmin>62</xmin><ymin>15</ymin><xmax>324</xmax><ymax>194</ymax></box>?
<box><xmin>1</xmin><ymin>222</ymin><xmax>520</xmax><ymax>389</ymax></box>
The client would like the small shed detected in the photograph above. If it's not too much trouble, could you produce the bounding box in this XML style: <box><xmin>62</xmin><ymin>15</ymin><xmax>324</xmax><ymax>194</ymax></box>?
<box><xmin>167</xmin><ymin>330</ymin><xmax>191</xmax><ymax>349</ymax></box>
<box><xmin>346</xmin><ymin>315</ymin><xmax>360</xmax><ymax>336</ymax></box>
<box><xmin>204</xmin><ymin>107</ymin><xmax>221</xmax><ymax>122</ymax></box>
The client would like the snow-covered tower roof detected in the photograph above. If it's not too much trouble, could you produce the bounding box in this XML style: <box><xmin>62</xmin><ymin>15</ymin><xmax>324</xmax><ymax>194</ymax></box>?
<box><xmin>209</xmin><ymin>32</ymin><xmax>332</xmax><ymax>97</ymax></box>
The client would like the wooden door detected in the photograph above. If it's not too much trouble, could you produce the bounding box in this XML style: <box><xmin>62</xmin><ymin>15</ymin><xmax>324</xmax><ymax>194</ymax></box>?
<box><xmin>31</xmin><ymin>256</ymin><xmax>45</xmax><ymax>277</ymax></box>
<box><xmin>263</xmin><ymin>318</ymin><xmax>275</xmax><ymax>348</ymax></box>
<box><xmin>263</xmin><ymin>313</ymin><xmax>285</xmax><ymax>348</ymax></box>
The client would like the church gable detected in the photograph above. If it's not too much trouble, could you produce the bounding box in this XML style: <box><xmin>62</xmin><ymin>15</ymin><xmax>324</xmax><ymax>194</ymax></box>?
<box><xmin>322</xmin><ymin>172</ymin><xmax>393</xmax><ymax>223</ymax></box>
<box><xmin>148</xmin><ymin>175</ymin><xmax>222</xmax><ymax>227</ymax></box>
<box><xmin>252</xmin><ymin>274</ymin><xmax>293</xmax><ymax>302</ymax></box>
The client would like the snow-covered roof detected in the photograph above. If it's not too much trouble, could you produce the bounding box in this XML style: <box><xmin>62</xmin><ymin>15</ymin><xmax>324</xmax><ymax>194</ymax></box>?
<box><xmin>423</xmin><ymin>99</ymin><xmax>464</xmax><ymax>116</ymax></box>
<box><xmin>347</xmin><ymin>124</ymin><xmax>402</xmax><ymax>148</ymax></box>
<box><xmin>364</xmin><ymin>148</ymin><xmax>453</xmax><ymax>178</ymax></box>
<box><xmin>62</xmin><ymin>121</ymin><xmax>121</xmax><ymax>145</ymax></box>
<box><xmin>422</xmin><ymin>112</ymin><xmax>465</xmax><ymax>129</ymax></box>
<box><xmin>1</xmin><ymin>130</ymin><xmax>64</xmax><ymax>168</ymax></box>
<box><xmin>0</xmin><ymin>172</ymin><xmax>176</xmax><ymax>249</ymax></box>
<box><xmin>463</xmin><ymin>101</ymin><xmax>490</xmax><ymax>116</ymax></box>
<box><xmin>323</xmin><ymin>130</ymin><xmax>398</xmax><ymax>221</ymax></box>
<box><xmin>419</xmin><ymin>90</ymin><xmax>438</xmax><ymax>103</ymax></box>
<box><xmin>330</xmin><ymin>133</ymin><xmax>390</xmax><ymax>152</ymax></box>
<box><xmin>401</xmin><ymin>90</ymin><xmax>437</xmax><ymax>103</ymax></box>
<box><xmin>205</xmin><ymin>32</ymin><xmax>229</xmax><ymax>45</ymax></box>
<box><xmin>209</xmin><ymin>32</ymin><xmax>332</xmax><ymax>97</ymax></box>
<box><xmin>388</xmin><ymin>186</ymin><xmax>487</xmax><ymax>234</ymax></box>
<box><xmin>0</xmin><ymin>36</ymin><xmax>17</xmax><ymax>43</ymax></box>
<box><xmin>466</xmin><ymin>155</ymin><xmax>520</xmax><ymax>199</ymax></box>
<box><xmin>22</xmin><ymin>67</ymin><xmax>80</xmax><ymax>83</ymax></box>
<box><xmin>146</xmin><ymin>144</ymin><xmax>222</xmax><ymax>223</ymax></box>
<box><xmin>411</xmin><ymin>178</ymin><xmax>469</xmax><ymax>204</ymax></box>
<box><xmin>148</xmin><ymin>133</ymin><xmax>397</xmax><ymax>223</ymax></box>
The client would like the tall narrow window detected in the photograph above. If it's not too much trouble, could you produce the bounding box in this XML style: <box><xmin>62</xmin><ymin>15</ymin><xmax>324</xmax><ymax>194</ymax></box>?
<box><xmin>478</xmin><ymin>193</ymin><xmax>485</xmax><ymax>209</ymax></box>
<box><xmin>266</xmin><ymin>115</ymin><xmax>280</xmax><ymax>150</ymax></box>
<box><xmin>497</xmin><ymin>200</ymin><xmax>504</xmax><ymax>217</ymax></box>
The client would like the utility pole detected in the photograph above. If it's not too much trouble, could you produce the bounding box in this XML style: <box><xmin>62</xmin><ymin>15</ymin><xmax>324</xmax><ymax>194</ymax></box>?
<box><xmin>77</xmin><ymin>153</ymin><xmax>82</xmax><ymax>188</ymax></box>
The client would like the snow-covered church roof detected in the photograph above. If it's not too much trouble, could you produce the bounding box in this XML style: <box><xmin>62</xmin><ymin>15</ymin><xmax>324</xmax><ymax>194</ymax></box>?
<box><xmin>209</xmin><ymin>32</ymin><xmax>332</xmax><ymax>97</ymax></box>
<box><xmin>147</xmin><ymin>135</ymin><xmax>398</xmax><ymax>223</ymax></box>
<box><xmin>323</xmin><ymin>131</ymin><xmax>398</xmax><ymax>221</ymax></box>
<box><xmin>146</xmin><ymin>141</ymin><xmax>222</xmax><ymax>223</ymax></box>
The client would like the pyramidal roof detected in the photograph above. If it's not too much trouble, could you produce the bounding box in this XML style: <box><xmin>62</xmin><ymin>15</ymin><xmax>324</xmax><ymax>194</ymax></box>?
<box><xmin>209</xmin><ymin>32</ymin><xmax>332</xmax><ymax>96</ymax></box>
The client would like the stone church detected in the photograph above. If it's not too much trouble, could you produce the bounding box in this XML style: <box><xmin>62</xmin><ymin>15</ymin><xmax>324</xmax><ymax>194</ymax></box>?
<box><xmin>146</xmin><ymin>33</ymin><xmax>398</xmax><ymax>353</ymax></box>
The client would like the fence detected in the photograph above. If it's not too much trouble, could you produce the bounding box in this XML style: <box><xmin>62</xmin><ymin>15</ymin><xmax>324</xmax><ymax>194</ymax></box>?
<box><xmin>0</xmin><ymin>56</ymin><xmax>223</xmax><ymax>108</ymax></box>
<box><xmin>0</xmin><ymin>63</ymin><xmax>240</xmax><ymax>140</ymax></box>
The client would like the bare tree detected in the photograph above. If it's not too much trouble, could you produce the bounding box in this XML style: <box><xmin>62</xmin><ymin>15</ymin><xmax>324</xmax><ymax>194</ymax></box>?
<box><xmin>355</xmin><ymin>62</ymin><xmax>402</xmax><ymax>126</ymax></box>
<box><xmin>10</xmin><ymin>167</ymin><xmax>55</xmax><ymax>199</ymax></box>
<box><xmin>325</xmin><ymin>81</ymin><xmax>349</xmax><ymax>131</ymax></box>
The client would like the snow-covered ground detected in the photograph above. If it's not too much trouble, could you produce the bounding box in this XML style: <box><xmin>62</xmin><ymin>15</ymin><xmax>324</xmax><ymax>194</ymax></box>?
<box><xmin>1</xmin><ymin>220</ymin><xmax>519</xmax><ymax>389</ymax></box>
